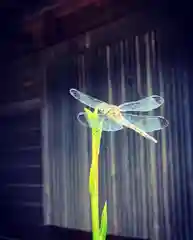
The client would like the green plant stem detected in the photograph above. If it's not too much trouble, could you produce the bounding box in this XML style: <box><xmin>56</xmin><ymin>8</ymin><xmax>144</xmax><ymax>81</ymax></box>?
<box><xmin>85</xmin><ymin>107</ymin><xmax>107</xmax><ymax>240</ymax></box>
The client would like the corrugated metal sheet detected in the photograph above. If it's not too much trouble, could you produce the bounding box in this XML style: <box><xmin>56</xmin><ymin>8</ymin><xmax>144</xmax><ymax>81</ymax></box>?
<box><xmin>43</xmin><ymin>29</ymin><xmax>193</xmax><ymax>239</ymax></box>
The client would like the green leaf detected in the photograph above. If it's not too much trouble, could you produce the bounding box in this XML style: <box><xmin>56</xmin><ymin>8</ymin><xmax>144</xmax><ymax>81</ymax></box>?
<box><xmin>100</xmin><ymin>201</ymin><xmax>108</xmax><ymax>240</ymax></box>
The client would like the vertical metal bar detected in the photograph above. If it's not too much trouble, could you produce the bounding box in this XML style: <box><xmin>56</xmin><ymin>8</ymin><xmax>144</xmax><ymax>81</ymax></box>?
<box><xmin>165</xmin><ymin>72</ymin><xmax>175</xmax><ymax>239</ymax></box>
<box><xmin>78</xmin><ymin>54</ymin><xmax>91</xmax><ymax>230</ymax></box>
<box><xmin>145</xmin><ymin>32</ymin><xmax>159</xmax><ymax>240</ymax></box>
<box><xmin>182</xmin><ymin>71</ymin><xmax>193</xmax><ymax>235</ymax></box>
<box><xmin>106</xmin><ymin>45</ymin><xmax>118</xmax><ymax>234</ymax></box>
<box><xmin>157</xmin><ymin>31</ymin><xmax>171</xmax><ymax>240</ymax></box>
<box><xmin>135</xmin><ymin>35</ymin><xmax>148</xmax><ymax>237</ymax></box>
<box><xmin>171</xmin><ymin>67</ymin><xmax>183</xmax><ymax>239</ymax></box>
<box><xmin>120</xmin><ymin>40</ymin><xmax>130</xmax><ymax>236</ymax></box>
<box><xmin>42</xmin><ymin>61</ymin><xmax>51</xmax><ymax>225</ymax></box>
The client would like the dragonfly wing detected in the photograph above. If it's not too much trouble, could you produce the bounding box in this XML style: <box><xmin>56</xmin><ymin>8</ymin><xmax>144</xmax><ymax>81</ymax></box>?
<box><xmin>77</xmin><ymin>112</ymin><xmax>123</xmax><ymax>132</ymax></box>
<box><xmin>119</xmin><ymin>95</ymin><xmax>164</xmax><ymax>112</ymax></box>
<box><xmin>70</xmin><ymin>88</ymin><xmax>106</xmax><ymax>109</ymax></box>
<box><xmin>122</xmin><ymin>113</ymin><xmax>169</xmax><ymax>132</ymax></box>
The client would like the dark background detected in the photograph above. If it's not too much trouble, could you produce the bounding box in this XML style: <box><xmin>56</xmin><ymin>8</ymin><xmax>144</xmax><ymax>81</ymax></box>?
<box><xmin>0</xmin><ymin>0</ymin><xmax>193</xmax><ymax>239</ymax></box>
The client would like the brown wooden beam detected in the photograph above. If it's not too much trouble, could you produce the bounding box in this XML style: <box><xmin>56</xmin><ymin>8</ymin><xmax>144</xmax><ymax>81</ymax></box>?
<box><xmin>21</xmin><ymin>0</ymin><xmax>149</xmax><ymax>51</ymax></box>
<box><xmin>22</xmin><ymin>0</ymin><xmax>106</xmax><ymax>48</ymax></box>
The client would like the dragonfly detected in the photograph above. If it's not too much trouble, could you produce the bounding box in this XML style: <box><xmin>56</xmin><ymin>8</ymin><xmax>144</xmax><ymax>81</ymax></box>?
<box><xmin>69</xmin><ymin>88</ymin><xmax>169</xmax><ymax>143</ymax></box>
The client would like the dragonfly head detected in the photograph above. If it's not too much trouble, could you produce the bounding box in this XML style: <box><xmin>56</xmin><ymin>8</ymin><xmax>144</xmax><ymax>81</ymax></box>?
<box><xmin>97</xmin><ymin>107</ymin><xmax>110</xmax><ymax>115</ymax></box>
<box><xmin>95</xmin><ymin>103</ymin><xmax>111</xmax><ymax>115</ymax></box>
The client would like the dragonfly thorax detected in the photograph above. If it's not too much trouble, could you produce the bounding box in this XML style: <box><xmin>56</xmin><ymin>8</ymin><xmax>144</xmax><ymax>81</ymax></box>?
<box><xmin>96</xmin><ymin>103</ymin><xmax>121</xmax><ymax>119</ymax></box>
<box><xmin>106</xmin><ymin>106</ymin><xmax>122</xmax><ymax>118</ymax></box>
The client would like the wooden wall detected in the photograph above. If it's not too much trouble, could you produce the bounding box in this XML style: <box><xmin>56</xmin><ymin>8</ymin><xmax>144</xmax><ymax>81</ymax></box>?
<box><xmin>0</xmin><ymin>56</ymin><xmax>44</xmax><ymax>238</ymax></box>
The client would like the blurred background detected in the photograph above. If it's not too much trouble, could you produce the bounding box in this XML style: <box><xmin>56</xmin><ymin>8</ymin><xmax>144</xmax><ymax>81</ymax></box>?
<box><xmin>0</xmin><ymin>0</ymin><xmax>193</xmax><ymax>239</ymax></box>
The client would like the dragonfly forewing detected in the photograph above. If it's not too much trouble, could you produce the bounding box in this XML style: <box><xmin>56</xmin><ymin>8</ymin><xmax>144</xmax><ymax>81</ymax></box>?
<box><xmin>70</xmin><ymin>88</ymin><xmax>107</xmax><ymax>109</ymax></box>
<box><xmin>119</xmin><ymin>95</ymin><xmax>164</xmax><ymax>112</ymax></box>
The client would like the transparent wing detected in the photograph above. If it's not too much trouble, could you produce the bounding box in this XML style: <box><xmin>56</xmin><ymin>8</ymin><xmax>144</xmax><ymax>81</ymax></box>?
<box><xmin>119</xmin><ymin>95</ymin><xmax>164</xmax><ymax>112</ymax></box>
<box><xmin>70</xmin><ymin>88</ymin><xmax>107</xmax><ymax>109</ymax></box>
<box><xmin>77</xmin><ymin>112</ymin><xmax>123</xmax><ymax>132</ymax></box>
<box><xmin>122</xmin><ymin>113</ymin><xmax>169</xmax><ymax>132</ymax></box>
